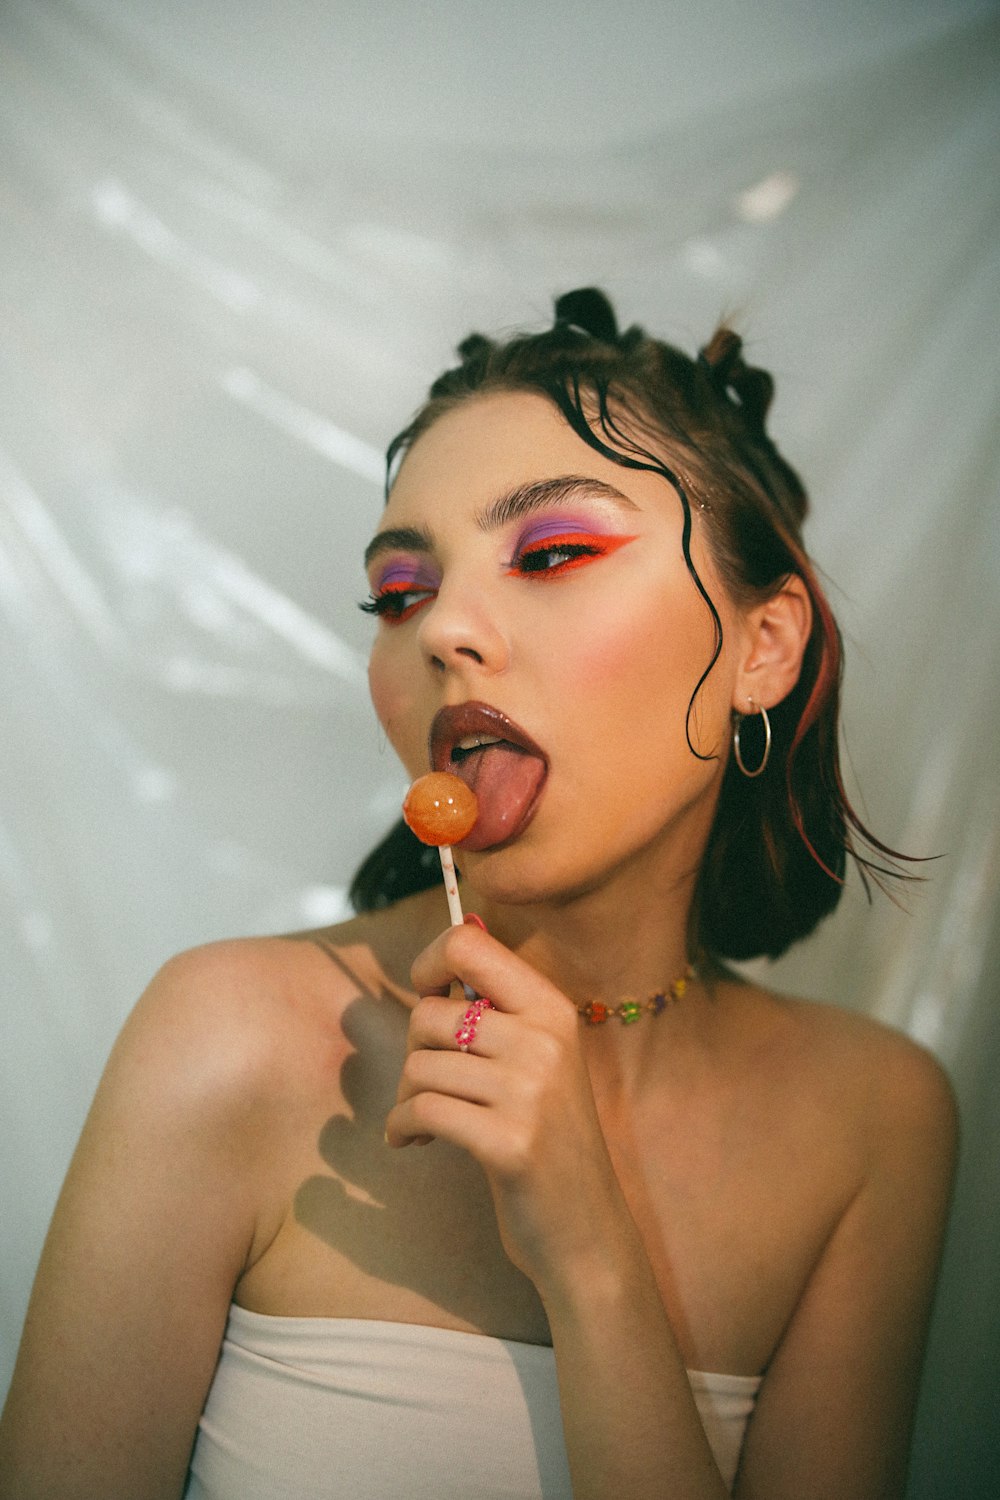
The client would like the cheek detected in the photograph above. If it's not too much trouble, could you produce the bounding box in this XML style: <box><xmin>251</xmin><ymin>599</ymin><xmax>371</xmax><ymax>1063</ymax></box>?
<box><xmin>545</xmin><ymin>582</ymin><xmax>737</xmax><ymax>809</ymax></box>
<box><xmin>366</xmin><ymin>642</ymin><xmax>395</xmax><ymax>725</ymax></box>
<box><xmin>567</xmin><ymin>591</ymin><xmax>715</xmax><ymax>719</ymax></box>
<box><xmin>368</xmin><ymin>643</ymin><xmax>424</xmax><ymax>767</ymax></box>
<box><xmin>544</xmin><ymin>593</ymin><xmax>733</xmax><ymax>858</ymax></box>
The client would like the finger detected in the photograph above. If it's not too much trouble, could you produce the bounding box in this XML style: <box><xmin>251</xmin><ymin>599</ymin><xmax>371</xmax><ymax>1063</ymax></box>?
<box><xmin>396</xmin><ymin>1048</ymin><xmax>497</xmax><ymax>1112</ymax></box>
<box><xmin>406</xmin><ymin>994</ymin><xmax>499</xmax><ymax>1058</ymax></box>
<box><xmin>410</xmin><ymin>923</ymin><xmax>568</xmax><ymax>1023</ymax></box>
<box><xmin>385</xmin><ymin>1090</ymin><xmax>489</xmax><ymax>1152</ymax></box>
<box><xmin>386</xmin><ymin>1127</ymin><xmax>434</xmax><ymax>1149</ymax></box>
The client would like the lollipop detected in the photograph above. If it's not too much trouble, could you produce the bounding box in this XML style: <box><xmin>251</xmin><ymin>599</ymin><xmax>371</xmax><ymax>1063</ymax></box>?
<box><xmin>403</xmin><ymin>772</ymin><xmax>478</xmax><ymax>927</ymax></box>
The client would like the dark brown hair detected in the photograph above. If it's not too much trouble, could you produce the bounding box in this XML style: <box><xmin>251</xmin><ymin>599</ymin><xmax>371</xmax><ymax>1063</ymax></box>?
<box><xmin>350</xmin><ymin>288</ymin><xmax>907</xmax><ymax>959</ymax></box>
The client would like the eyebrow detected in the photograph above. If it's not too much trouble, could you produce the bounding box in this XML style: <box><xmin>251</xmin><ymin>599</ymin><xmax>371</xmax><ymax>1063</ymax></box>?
<box><xmin>363</xmin><ymin>475</ymin><xmax>638</xmax><ymax>570</ymax></box>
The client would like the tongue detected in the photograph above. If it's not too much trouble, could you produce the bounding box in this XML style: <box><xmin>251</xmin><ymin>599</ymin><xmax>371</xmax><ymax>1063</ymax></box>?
<box><xmin>451</xmin><ymin>743</ymin><xmax>546</xmax><ymax>851</ymax></box>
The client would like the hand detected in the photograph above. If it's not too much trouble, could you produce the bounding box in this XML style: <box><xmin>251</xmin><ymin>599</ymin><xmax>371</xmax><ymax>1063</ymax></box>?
<box><xmin>384</xmin><ymin>921</ymin><xmax>636</xmax><ymax>1299</ymax></box>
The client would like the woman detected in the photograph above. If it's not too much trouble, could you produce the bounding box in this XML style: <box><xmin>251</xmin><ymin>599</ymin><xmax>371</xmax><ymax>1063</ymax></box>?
<box><xmin>0</xmin><ymin>289</ymin><xmax>957</xmax><ymax>1498</ymax></box>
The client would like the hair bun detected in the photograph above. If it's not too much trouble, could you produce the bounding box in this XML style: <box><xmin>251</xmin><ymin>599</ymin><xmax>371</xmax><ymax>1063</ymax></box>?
<box><xmin>456</xmin><ymin>332</ymin><xmax>493</xmax><ymax>362</ymax></box>
<box><xmin>553</xmin><ymin>287</ymin><xmax>619</xmax><ymax>344</ymax></box>
<box><xmin>698</xmin><ymin>328</ymin><xmax>774</xmax><ymax>436</ymax></box>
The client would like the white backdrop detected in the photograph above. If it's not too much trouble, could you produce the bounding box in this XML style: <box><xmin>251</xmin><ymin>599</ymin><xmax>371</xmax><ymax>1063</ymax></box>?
<box><xmin>2</xmin><ymin>2</ymin><xmax>998</xmax><ymax>1494</ymax></box>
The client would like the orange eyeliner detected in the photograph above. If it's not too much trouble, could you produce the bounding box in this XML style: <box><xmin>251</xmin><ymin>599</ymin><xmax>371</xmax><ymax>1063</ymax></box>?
<box><xmin>364</xmin><ymin>580</ymin><xmax>437</xmax><ymax>623</ymax></box>
<box><xmin>508</xmin><ymin>531</ymin><xmax>637</xmax><ymax>578</ymax></box>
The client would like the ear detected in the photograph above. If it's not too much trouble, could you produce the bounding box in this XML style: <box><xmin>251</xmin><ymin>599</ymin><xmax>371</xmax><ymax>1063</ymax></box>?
<box><xmin>733</xmin><ymin>575</ymin><xmax>812</xmax><ymax>713</ymax></box>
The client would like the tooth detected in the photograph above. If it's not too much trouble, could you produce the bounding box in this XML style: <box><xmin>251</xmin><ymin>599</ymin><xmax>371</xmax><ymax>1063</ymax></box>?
<box><xmin>455</xmin><ymin>734</ymin><xmax>501</xmax><ymax>752</ymax></box>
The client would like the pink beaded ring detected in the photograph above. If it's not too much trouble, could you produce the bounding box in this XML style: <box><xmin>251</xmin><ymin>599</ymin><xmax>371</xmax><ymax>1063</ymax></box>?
<box><xmin>456</xmin><ymin>996</ymin><xmax>493</xmax><ymax>1052</ymax></box>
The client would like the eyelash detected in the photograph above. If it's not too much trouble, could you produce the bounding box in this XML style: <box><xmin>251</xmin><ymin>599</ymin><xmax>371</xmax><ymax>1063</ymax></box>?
<box><xmin>507</xmin><ymin>532</ymin><xmax>610</xmax><ymax>578</ymax></box>
<box><xmin>360</xmin><ymin>532</ymin><xmax>628</xmax><ymax>623</ymax></box>
<box><xmin>359</xmin><ymin>582</ymin><xmax>436</xmax><ymax>623</ymax></box>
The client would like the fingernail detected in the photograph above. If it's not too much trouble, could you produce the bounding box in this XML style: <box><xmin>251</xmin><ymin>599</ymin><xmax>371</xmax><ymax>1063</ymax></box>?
<box><xmin>464</xmin><ymin>913</ymin><xmax>487</xmax><ymax>931</ymax></box>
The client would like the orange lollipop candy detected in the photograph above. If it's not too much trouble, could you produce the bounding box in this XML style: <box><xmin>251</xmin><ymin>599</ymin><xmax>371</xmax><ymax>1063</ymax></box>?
<box><xmin>403</xmin><ymin>772</ymin><xmax>479</xmax><ymax>847</ymax></box>
<box><xmin>403</xmin><ymin>772</ymin><xmax>478</xmax><ymax>927</ymax></box>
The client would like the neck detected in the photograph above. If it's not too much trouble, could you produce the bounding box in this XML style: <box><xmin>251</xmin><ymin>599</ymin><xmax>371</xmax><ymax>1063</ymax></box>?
<box><xmin>466</xmin><ymin>830</ymin><xmax>697</xmax><ymax>986</ymax></box>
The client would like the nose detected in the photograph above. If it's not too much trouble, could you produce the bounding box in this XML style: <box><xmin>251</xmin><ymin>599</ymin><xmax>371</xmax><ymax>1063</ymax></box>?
<box><xmin>416</xmin><ymin>576</ymin><xmax>509</xmax><ymax>677</ymax></box>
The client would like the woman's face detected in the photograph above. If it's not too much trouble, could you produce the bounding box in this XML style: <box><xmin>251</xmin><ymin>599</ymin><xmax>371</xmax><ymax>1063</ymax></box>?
<box><xmin>365</xmin><ymin>390</ymin><xmax>750</xmax><ymax>903</ymax></box>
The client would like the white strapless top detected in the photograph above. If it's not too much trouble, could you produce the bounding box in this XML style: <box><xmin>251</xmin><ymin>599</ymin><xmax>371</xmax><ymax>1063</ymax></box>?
<box><xmin>184</xmin><ymin>1306</ymin><xmax>760</xmax><ymax>1497</ymax></box>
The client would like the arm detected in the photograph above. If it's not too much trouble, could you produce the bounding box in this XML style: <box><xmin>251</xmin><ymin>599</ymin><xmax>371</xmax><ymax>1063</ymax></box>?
<box><xmin>0</xmin><ymin>944</ymin><xmax>283</xmax><ymax>1500</ymax></box>
<box><xmin>386</xmin><ymin>922</ymin><xmax>730</xmax><ymax>1500</ymax></box>
<box><xmin>542</xmin><ymin>1255</ymin><xmax>729</xmax><ymax>1500</ymax></box>
<box><xmin>735</xmin><ymin>1032</ymin><xmax>958</xmax><ymax>1500</ymax></box>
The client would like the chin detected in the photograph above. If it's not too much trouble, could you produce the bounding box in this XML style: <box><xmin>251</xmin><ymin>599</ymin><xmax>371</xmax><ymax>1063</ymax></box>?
<box><xmin>456</xmin><ymin>840</ymin><xmax>609</xmax><ymax>910</ymax></box>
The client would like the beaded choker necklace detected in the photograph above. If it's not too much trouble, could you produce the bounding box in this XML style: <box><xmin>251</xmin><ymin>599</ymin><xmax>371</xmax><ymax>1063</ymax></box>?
<box><xmin>577</xmin><ymin>962</ymin><xmax>697</xmax><ymax>1026</ymax></box>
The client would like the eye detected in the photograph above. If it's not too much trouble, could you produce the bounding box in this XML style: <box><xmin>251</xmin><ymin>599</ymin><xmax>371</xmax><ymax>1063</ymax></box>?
<box><xmin>508</xmin><ymin>531</ymin><xmax>634</xmax><ymax>579</ymax></box>
<box><xmin>359</xmin><ymin>582</ymin><xmax>437</xmax><ymax>623</ymax></box>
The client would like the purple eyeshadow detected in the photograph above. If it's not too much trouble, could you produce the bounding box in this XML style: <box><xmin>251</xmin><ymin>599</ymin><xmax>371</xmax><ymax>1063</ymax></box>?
<box><xmin>373</xmin><ymin>559</ymin><xmax>438</xmax><ymax>591</ymax></box>
<box><xmin>515</xmin><ymin>513</ymin><xmax>611</xmax><ymax>548</ymax></box>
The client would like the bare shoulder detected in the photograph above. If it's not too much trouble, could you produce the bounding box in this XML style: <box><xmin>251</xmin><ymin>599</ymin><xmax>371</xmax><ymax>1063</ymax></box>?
<box><xmin>128</xmin><ymin>920</ymin><xmax>391</xmax><ymax>1082</ymax></box>
<box><xmin>121</xmin><ymin>891</ymin><xmax>439</xmax><ymax>1112</ymax></box>
<box><xmin>730</xmin><ymin>975</ymin><xmax>958</xmax><ymax>1178</ymax></box>
<box><xmin>54</xmin><ymin>933</ymin><xmax>370</xmax><ymax>1244</ymax></box>
<box><xmin>114</xmin><ymin>936</ymin><xmax>341</xmax><ymax>1117</ymax></box>
<box><xmin>785</xmin><ymin>991</ymin><xmax>955</xmax><ymax>1133</ymax></box>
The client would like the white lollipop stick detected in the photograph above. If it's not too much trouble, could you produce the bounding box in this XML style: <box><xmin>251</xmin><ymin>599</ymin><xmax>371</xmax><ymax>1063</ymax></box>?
<box><xmin>438</xmin><ymin>844</ymin><xmax>465</xmax><ymax>927</ymax></box>
<box><xmin>438</xmin><ymin>845</ymin><xmax>477</xmax><ymax>1003</ymax></box>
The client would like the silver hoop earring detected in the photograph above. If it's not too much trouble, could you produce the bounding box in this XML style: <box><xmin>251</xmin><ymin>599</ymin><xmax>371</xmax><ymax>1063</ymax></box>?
<box><xmin>733</xmin><ymin>702</ymin><xmax>771</xmax><ymax>778</ymax></box>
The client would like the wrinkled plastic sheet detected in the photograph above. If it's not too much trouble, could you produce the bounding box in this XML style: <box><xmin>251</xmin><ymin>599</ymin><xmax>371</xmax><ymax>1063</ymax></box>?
<box><xmin>2</xmin><ymin>4</ymin><xmax>998</xmax><ymax>1492</ymax></box>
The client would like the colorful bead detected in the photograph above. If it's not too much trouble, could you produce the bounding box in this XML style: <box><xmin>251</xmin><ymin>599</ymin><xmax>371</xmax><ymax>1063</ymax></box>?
<box><xmin>582</xmin><ymin>1001</ymin><xmax>609</xmax><ymax>1025</ymax></box>
<box><xmin>574</xmin><ymin>962</ymin><xmax>698</xmax><ymax>1028</ymax></box>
